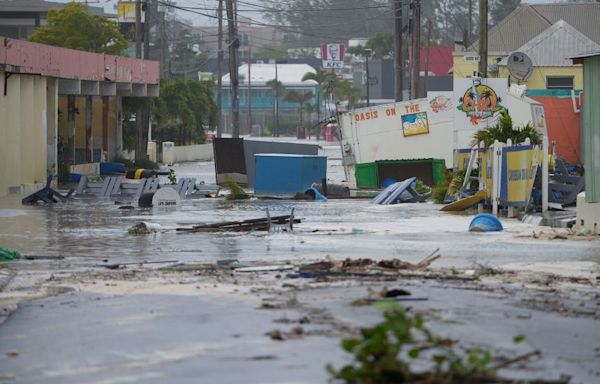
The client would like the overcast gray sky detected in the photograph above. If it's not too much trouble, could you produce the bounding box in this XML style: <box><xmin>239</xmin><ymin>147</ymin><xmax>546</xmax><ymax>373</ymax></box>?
<box><xmin>56</xmin><ymin>0</ymin><xmax>571</xmax><ymax>27</ymax></box>
<box><xmin>54</xmin><ymin>0</ymin><xmax>263</xmax><ymax>26</ymax></box>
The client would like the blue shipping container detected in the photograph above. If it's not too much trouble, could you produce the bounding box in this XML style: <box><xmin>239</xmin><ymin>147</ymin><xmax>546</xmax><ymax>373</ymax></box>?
<box><xmin>254</xmin><ymin>154</ymin><xmax>327</xmax><ymax>195</ymax></box>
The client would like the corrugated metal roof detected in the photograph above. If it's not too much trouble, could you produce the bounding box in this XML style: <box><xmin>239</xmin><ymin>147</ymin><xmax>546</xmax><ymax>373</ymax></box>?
<box><xmin>498</xmin><ymin>20</ymin><xmax>600</xmax><ymax>67</ymax></box>
<box><xmin>534</xmin><ymin>3</ymin><xmax>600</xmax><ymax>47</ymax></box>
<box><xmin>222</xmin><ymin>64</ymin><xmax>317</xmax><ymax>87</ymax></box>
<box><xmin>468</xmin><ymin>3</ymin><xmax>600</xmax><ymax>53</ymax></box>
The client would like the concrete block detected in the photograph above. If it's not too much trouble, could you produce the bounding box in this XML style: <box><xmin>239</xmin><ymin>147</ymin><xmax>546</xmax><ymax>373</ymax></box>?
<box><xmin>576</xmin><ymin>192</ymin><xmax>600</xmax><ymax>234</ymax></box>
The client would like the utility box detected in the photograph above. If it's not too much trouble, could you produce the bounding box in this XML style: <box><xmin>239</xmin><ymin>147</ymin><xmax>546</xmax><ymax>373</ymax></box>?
<box><xmin>254</xmin><ymin>154</ymin><xmax>327</xmax><ymax>196</ymax></box>
<box><xmin>162</xmin><ymin>141</ymin><xmax>175</xmax><ymax>166</ymax></box>
<box><xmin>147</xmin><ymin>141</ymin><xmax>157</xmax><ymax>162</ymax></box>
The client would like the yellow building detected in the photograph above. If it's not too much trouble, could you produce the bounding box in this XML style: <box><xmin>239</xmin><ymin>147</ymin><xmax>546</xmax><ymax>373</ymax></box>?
<box><xmin>452</xmin><ymin>3</ymin><xmax>600</xmax><ymax>91</ymax></box>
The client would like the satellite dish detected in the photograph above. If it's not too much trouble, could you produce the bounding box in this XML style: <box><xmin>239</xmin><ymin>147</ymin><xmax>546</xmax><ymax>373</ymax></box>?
<box><xmin>507</xmin><ymin>51</ymin><xmax>533</xmax><ymax>81</ymax></box>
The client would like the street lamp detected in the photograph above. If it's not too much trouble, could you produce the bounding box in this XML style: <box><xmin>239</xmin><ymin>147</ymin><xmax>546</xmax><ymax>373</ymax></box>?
<box><xmin>365</xmin><ymin>48</ymin><xmax>372</xmax><ymax>107</ymax></box>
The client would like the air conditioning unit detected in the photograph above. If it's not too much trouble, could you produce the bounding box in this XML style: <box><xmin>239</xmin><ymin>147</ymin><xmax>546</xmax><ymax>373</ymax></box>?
<box><xmin>488</xmin><ymin>64</ymin><xmax>499</xmax><ymax>73</ymax></box>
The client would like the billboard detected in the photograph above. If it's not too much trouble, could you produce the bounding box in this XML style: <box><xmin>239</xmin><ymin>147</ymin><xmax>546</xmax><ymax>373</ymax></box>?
<box><xmin>401</xmin><ymin>112</ymin><xmax>429</xmax><ymax>137</ymax></box>
<box><xmin>322</xmin><ymin>43</ymin><xmax>345</xmax><ymax>69</ymax></box>
<box><xmin>118</xmin><ymin>1</ymin><xmax>145</xmax><ymax>23</ymax></box>
<box><xmin>453</xmin><ymin>78</ymin><xmax>507</xmax><ymax>131</ymax></box>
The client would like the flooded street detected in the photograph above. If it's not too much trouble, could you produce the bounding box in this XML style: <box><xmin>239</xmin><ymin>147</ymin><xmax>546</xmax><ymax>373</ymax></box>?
<box><xmin>0</xmin><ymin>145</ymin><xmax>599</xmax><ymax>383</ymax></box>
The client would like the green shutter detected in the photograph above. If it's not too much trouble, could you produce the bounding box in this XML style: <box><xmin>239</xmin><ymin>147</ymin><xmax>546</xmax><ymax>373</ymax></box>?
<box><xmin>584</xmin><ymin>56</ymin><xmax>600</xmax><ymax>203</ymax></box>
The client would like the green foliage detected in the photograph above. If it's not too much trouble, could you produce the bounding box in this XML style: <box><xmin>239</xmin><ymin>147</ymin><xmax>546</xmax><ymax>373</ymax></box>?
<box><xmin>284</xmin><ymin>90</ymin><xmax>315</xmax><ymax>127</ymax></box>
<box><xmin>414</xmin><ymin>179</ymin><xmax>432</xmax><ymax>195</ymax></box>
<box><xmin>223</xmin><ymin>177</ymin><xmax>250</xmax><ymax>201</ymax></box>
<box><xmin>168</xmin><ymin>169</ymin><xmax>177</xmax><ymax>185</ymax></box>
<box><xmin>58</xmin><ymin>162</ymin><xmax>71</xmax><ymax>185</ymax></box>
<box><xmin>347</xmin><ymin>32</ymin><xmax>395</xmax><ymax>58</ymax></box>
<box><xmin>170</xmin><ymin>30</ymin><xmax>209</xmax><ymax>75</ymax></box>
<box><xmin>513</xmin><ymin>335</ymin><xmax>526</xmax><ymax>344</ymax></box>
<box><xmin>151</xmin><ymin>79</ymin><xmax>217</xmax><ymax>145</ymax></box>
<box><xmin>255</xmin><ymin>43</ymin><xmax>292</xmax><ymax>59</ymax></box>
<box><xmin>328</xmin><ymin>301</ymin><xmax>498</xmax><ymax>383</ymax></box>
<box><xmin>0</xmin><ymin>247</ymin><xmax>21</xmax><ymax>261</ymax></box>
<box><xmin>432</xmin><ymin>184</ymin><xmax>449</xmax><ymax>204</ymax></box>
<box><xmin>473</xmin><ymin>110</ymin><xmax>541</xmax><ymax>148</ymax></box>
<box><xmin>29</xmin><ymin>2</ymin><xmax>128</xmax><ymax>55</ymax></box>
<box><xmin>333</xmin><ymin>80</ymin><xmax>362</xmax><ymax>108</ymax></box>
<box><xmin>447</xmin><ymin>170</ymin><xmax>466</xmax><ymax>197</ymax></box>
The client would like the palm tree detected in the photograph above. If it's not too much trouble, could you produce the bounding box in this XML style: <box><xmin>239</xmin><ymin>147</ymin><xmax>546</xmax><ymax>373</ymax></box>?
<box><xmin>284</xmin><ymin>90</ymin><xmax>314</xmax><ymax>130</ymax></box>
<box><xmin>266</xmin><ymin>79</ymin><xmax>283</xmax><ymax>136</ymax></box>
<box><xmin>302</xmin><ymin>68</ymin><xmax>337</xmax><ymax>135</ymax></box>
<box><xmin>333</xmin><ymin>80</ymin><xmax>362</xmax><ymax>108</ymax></box>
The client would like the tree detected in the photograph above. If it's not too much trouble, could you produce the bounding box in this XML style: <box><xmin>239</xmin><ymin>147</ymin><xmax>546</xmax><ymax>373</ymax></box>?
<box><xmin>302</xmin><ymin>68</ymin><xmax>336</xmax><ymax>130</ymax></box>
<box><xmin>151</xmin><ymin>80</ymin><xmax>217</xmax><ymax>145</ymax></box>
<box><xmin>266</xmin><ymin>79</ymin><xmax>284</xmax><ymax>135</ymax></box>
<box><xmin>169</xmin><ymin>30</ymin><xmax>209</xmax><ymax>79</ymax></box>
<box><xmin>333</xmin><ymin>80</ymin><xmax>362</xmax><ymax>108</ymax></box>
<box><xmin>490</xmin><ymin>0</ymin><xmax>521</xmax><ymax>26</ymax></box>
<box><xmin>347</xmin><ymin>32</ymin><xmax>395</xmax><ymax>59</ymax></box>
<box><xmin>284</xmin><ymin>90</ymin><xmax>314</xmax><ymax>129</ymax></box>
<box><xmin>29</xmin><ymin>2</ymin><xmax>128</xmax><ymax>55</ymax></box>
<box><xmin>255</xmin><ymin>44</ymin><xmax>292</xmax><ymax>59</ymax></box>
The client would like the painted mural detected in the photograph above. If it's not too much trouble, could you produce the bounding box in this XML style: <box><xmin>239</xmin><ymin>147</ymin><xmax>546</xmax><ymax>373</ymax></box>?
<box><xmin>453</xmin><ymin>78</ymin><xmax>508</xmax><ymax>130</ymax></box>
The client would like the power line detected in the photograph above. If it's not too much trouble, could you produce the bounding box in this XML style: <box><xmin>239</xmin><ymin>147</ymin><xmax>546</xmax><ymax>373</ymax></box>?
<box><xmin>155</xmin><ymin>0</ymin><xmax>393</xmax><ymax>41</ymax></box>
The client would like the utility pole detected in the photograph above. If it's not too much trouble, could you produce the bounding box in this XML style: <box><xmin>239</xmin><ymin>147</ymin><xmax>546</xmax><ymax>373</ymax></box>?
<box><xmin>410</xmin><ymin>0</ymin><xmax>420</xmax><ymax>99</ymax></box>
<box><xmin>393</xmin><ymin>0</ymin><xmax>403</xmax><ymax>102</ymax></box>
<box><xmin>466</xmin><ymin>0</ymin><xmax>472</xmax><ymax>48</ymax></box>
<box><xmin>144</xmin><ymin>1</ymin><xmax>150</xmax><ymax>59</ymax></box>
<box><xmin>217</xmin><ymin>0</ymin><xmax>223</xmax><ymax>138</ymax></box>
<box><xmin>424</xmin><ymin>18</ymin><xmax>432</xmax><ymax>95</ymax></box>
<box><xmin>226</xmin><ymin>0</ymin><xmax>240</xmax><ymax>138</ymax></box>
<box><xmin>134</xmin><ymin>0</ymin><xmax>144</xmax><ymax>162</ymax></box>
<box><xmin>365</xmin><ymin>49</ymin><xmax>372</xmax><ymax>107</ymax></box>
<box><xmin>275</xmin><ymin>60</ymin><xmax>279</xmax><ymax>137</ymax></box>
<box><xmin>135</xmin><ymin>0</ymin><xmax>142</xmax><ymax>59</ymax></box>
<box><xmin>247</xmin><ymin>46</ymin><xmax>252</xmax><ymax>135</ymax></box>
<box><xmin>478</xmin><ymin>0</ymin><xmax>488</xmax><ymax>77</ymax></box>
<box><xmin>143</xmin><ymin>0</ymin><xmax>151</xmax><ymax>157</ymax></box>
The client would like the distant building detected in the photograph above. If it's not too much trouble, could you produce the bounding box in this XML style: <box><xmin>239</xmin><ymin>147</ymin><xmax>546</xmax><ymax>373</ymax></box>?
<box><xmin>220</xmin><ymin>63</ymin><xmax>319</xmax><ymax>135</ymax></box>
<box><xmin>453</xmin><ymin>2</ymin><xmax>600</xmax><ymax>89</ymax></box>
<box><xmin>0</xmin><ymin>37</ymin><xmax>159</xmax><ymax>197</ymax></box>
<box><xmin>452</xmin><ymin>3</ymin><xmax>600</xmax><ymax>165</ymax></box>
<box><xmin>353</xmin><ymin>46</ymin><xmax>453</xmax><ymax>102</ymax></box>
<box><xmin>0</xmin><ymin>0</ymin><xmax>112</xmax><ymax>40</ymax></box>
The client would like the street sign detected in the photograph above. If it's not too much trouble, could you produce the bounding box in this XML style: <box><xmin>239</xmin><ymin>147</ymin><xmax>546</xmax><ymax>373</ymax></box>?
<box><xmin>118</xmin><ymin>1</ymin><xmax>145</xmax><ymax>23</ymax></box>
<box><xmin>322</xmin><ymin>43</ymin><xmax>345</xmax><ymax>69</ymax></box>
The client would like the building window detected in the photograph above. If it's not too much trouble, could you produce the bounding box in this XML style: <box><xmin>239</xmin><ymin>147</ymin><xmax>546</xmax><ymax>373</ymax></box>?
<box><xmin>546</xmin><ymin>76</ymin><xmax>574</xmax><ymax>90</ymax></box>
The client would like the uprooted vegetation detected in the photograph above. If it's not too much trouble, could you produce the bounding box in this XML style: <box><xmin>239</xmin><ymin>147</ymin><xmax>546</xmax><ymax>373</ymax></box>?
<box><xmin>327</xmin><ymin>301</ymin><xmax>569</xmax><ymax>384</ymax></box>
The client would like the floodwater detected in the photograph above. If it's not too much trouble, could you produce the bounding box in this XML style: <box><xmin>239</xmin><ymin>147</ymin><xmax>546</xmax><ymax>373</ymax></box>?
<box><xmin>0</xmin><ymin>143</ymin><xmax>599</xmax><ymax>383</ymax></box>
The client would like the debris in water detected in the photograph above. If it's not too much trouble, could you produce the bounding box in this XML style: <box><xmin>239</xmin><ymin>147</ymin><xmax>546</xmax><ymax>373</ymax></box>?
<box><xmin>296</xmin><ymin>249</ymin><xmax>441</xmax><ymax>276</ymax></box>
<box><xmin>177</xmin><ymin>209</ymin><xmax>299</xmax><ymax>233</ymax></box>
<box><xmin>469</xmin><ymin>213</ymin><xmax>503</xmax><ymax>232</ymax></box>
<box><xmin>265</xmin><ymin>327</ymin><xmax>304</xmax><ymax>341</ymax></box>
<box><xmin>0</xmin><ymin>247</ymin><xmax>21</xmax><ymax>261</ymax></box>
<box><xmin>223</xmin><ymin>178</ymin><xmax>250</xmax><ymax>201</ymax></box>
<box><xmin>128</xmin><ymin>222</ymin><xmax>162</xmax><ymax>235</ymax></box>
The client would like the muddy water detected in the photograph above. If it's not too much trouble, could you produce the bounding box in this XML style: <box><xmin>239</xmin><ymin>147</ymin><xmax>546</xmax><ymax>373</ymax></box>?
<box><xmin>0</xmin><ymin>180</ymin><xmax>597</xmax><ymax>271</ymax></box>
